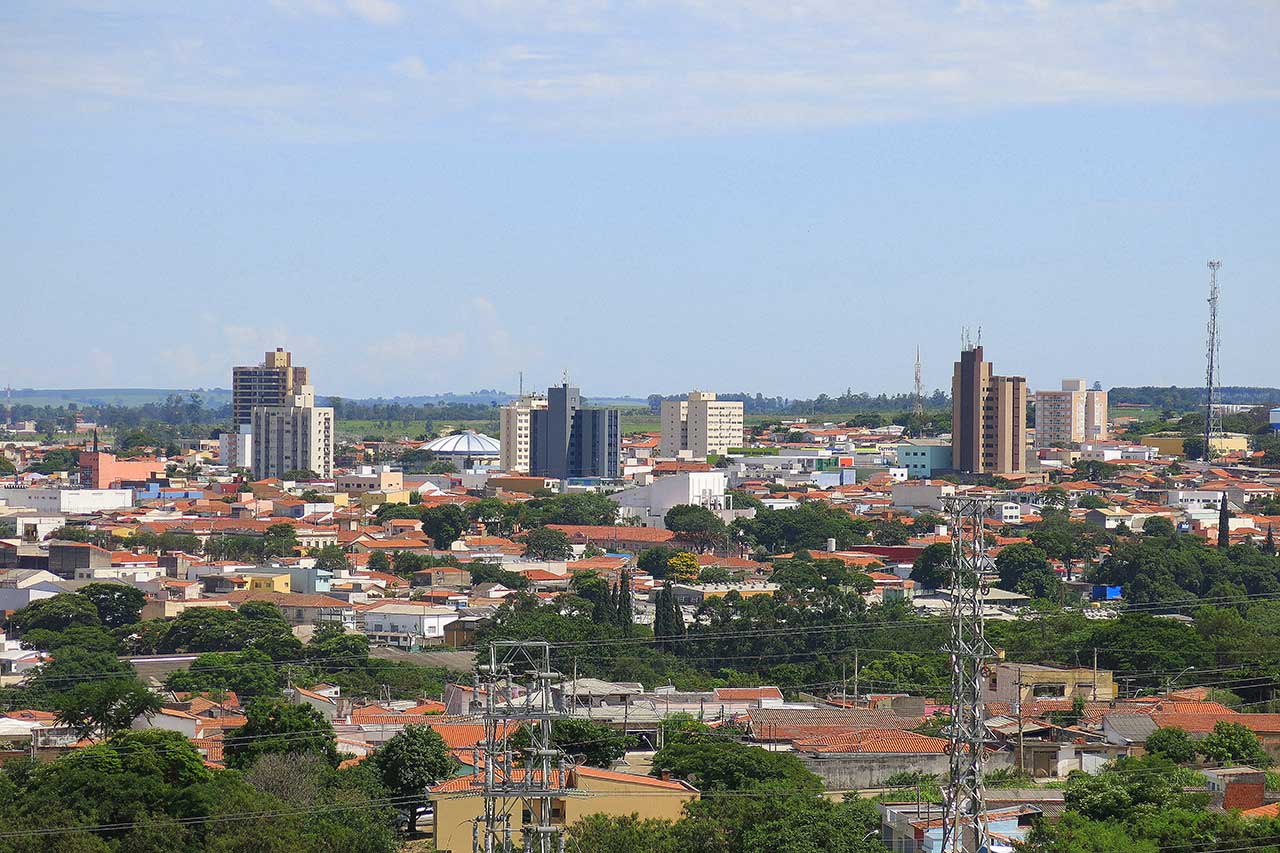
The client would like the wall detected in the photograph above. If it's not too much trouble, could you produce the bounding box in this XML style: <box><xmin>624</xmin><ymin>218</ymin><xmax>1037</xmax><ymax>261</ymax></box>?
<box><xmin>799</xmin><ymin>751</ymin><xmax>1014</xmax><ymax>789</ymax></box>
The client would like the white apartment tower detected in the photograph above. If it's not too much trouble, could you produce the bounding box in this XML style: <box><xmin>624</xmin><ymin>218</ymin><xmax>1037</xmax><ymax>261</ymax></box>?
<box><xmin>250</xmin><ymin>385</ymin><xmax>334</xmax><ymax>479</ymax></box>
<box><xmin>659</xmin><ymin>391</ymin><xmax>744</xmax><ymax>459</ymax></box>
<box><xmin>1034</xmin><ymin>379</ymin><xmax>1108</xmax><ymax>449</ymax></box>
<box><xmin>499</xmin><ymin>395</ymin><xmax>548</xmax><ymax>472</ymax></box>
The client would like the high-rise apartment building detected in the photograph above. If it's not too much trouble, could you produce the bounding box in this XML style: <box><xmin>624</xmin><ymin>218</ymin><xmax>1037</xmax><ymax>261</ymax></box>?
<box><xmin>659</xmin><ymin>391</ymin><xmax>744</xmax><ymax>459</ymax></box>
<box><xmin>529</xmin><ymin>384</ymin><xmax>620</xmax><ymax>479</ymax></box>
<box><xmin>499</xmin><ymin>395</ymin><xmax>548</xmax><ymax>472</ymax></box>
<box><xmin>250</xmin><ymin>385</ymin><xmax>334</xmax><ymax>480</ymax></box>
<box><xmin>232</xmin><ymin>348</ymin><xmax>310</xmax><ymax>426</ymax></box>
<box><xmin>1034</xmin><ymin>379</ymin><xmax>1108</xmax><ymax>448</ymax></box>
<box><xmin>951</xmin><ymin>346</ymin><xmax>1027</xmax><ymax>475</ymax></box>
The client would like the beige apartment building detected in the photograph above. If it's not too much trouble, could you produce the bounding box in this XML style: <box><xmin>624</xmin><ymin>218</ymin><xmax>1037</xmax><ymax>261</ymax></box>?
<box><xmin>1035</xmin><ymin>379</ymin><xmax>1108</xmax><ymax>449</ymax></box>
<box><xmin>659</xmin><ymin>391</ymin><xmax>744</xmax><ymax>459</ymax></box>
<box><xmin>952</xmin><ymin>346</ymin><xmax>1027</xmax><ymax>475</ymax></box>
<box><xmin>498</xmin><ymin>395</ymin><xmax>548</xmax><ymax>472</ymax></box>
<box><xmin>250</xmin><ymin>385</ymin><xmax>334</xmax><ymax>479</ymax></box>
<box><xmin>232</xmin><ymin>348</ymin><xmax>310</xmax><ymax>426</ymax></box>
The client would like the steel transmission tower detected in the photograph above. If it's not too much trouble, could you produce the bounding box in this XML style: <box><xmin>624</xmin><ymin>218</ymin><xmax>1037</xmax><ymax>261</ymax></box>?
<box><xmin>913</xmin><ymin>347</ymin><xmax>925</xmax><ymax>419</ymax></box>
<box><xmin>941</xmin><ymin>495</ymin><xmax>995</xmax><ymax>853</ymax></box>
<box><xmin>1204</xmin><ymin>260</ymin><xmax>1223</xmax><ymax>460</ymax></box>
<box><xmin>475</xmin><ymin>641</ymin><xmax>574</xmax><ymax>853</ymax></box>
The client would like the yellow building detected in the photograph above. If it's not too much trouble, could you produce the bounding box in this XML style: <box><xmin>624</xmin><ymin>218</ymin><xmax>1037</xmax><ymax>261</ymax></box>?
<box><xmin>358</xmin><ymin>489</ymin><xmax>413</xmax><ymax>508</ymax></box>
<box><xmin>428</xmin><ymin>766</ymin><xmax>698</xmax><ymax>853</ymax></box>
<box><xmin>247</xmin><ymin>572</ymin><xmax>292</xmax><ymax>593</ymax></box>
<box><xmin>1144</xmin><ymin>433</ymin><xmax>1251</xmax><ymax>458</ymax></box>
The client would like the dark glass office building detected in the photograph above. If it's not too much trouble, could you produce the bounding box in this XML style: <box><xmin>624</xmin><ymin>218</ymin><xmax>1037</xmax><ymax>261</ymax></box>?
<box><xmin>529</xmin><ymin>384</ymin><xmax>621</xmax><ymax>478</ymax></box>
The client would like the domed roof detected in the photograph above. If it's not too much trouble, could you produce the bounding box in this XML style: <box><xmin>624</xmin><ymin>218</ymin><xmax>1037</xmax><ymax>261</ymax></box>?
<box><xmin>422</xmin><ymin>430</ymin><xmax>500</xmax><ymax>455</ymax></box>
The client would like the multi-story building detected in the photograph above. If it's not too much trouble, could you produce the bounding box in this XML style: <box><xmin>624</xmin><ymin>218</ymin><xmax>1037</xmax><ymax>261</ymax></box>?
<box><xmin>1034</xmin><ymin>379</ymin><xmax>1107</xmax><ymax>449</ymax></box>
<box><xmin>232</xmin><ymin>348</ymin><xmax>310</xmax><ymax>426</ymax></box>
<box><xmin>218</xmin><ymin>425</ymin><xmax>253</xmax><ymax>469</ymax></box>
<box><xmin>951</xmin><ymin>346</ymin><xmax>1027</xmax><ymax>475</ymax></box>
<box><xmin>658</xmin><ymin>391</ymin><xmax>744</xmax><ymax>459</ymax></box>
<box><xmin>529</xmin><ymin>384</ymin><xmax>620</xmax><ymax>479</ymax></box>
<box><xmin>499</xmin><ymin>395</ymin><xmax>548</xmax><ymax>472</ymax></box>
<box><xmin>250</xmin><ymin>385</ymin><xmax>334</xmax><ymax>480</ymax></box>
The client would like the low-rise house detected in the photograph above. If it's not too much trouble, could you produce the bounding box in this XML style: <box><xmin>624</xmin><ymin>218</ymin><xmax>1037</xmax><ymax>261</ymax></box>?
<box><xmin>358</xmin><ymin>600</ymin><xmax>459</xmax><ymax>649</ymax></box>
<box><xmin>428</xmin><ymin>766</ymin><xmax>698</xmax><ymax>853</ymax></box>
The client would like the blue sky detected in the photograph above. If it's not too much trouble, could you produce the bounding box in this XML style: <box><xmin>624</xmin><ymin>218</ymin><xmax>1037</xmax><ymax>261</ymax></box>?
<box><xmin>3</xmin><ymin>1</ymin><xmax>1278</xmax><ymax>399</ymax></box>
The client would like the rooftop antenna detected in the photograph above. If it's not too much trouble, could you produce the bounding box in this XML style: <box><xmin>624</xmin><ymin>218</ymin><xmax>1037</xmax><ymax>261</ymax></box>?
<box><xmin>1204</xmin><ymin>260</ymin><xmax>1223</xmax><ymax>459</ymax></box>
<box><xmin>976</xmin><ymin>325</ymin><xmax>982</xmax><ymax>347</ymax></box>
<box><xmin>519</xmin><ymin>371</ymin><xmax>523</xmax><ymax>397</ymax></box>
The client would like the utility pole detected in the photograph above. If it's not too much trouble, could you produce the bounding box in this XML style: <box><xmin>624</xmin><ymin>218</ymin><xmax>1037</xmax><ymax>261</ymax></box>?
<box><xmin>1204</xmin><ymin>260</ymin><xmax>1223</xmax><ymax>460</ymax></box>
<box><xmin>941</xmin><ymin>495</ymin><xmax>995</xmax><ymax>853</ymax></box>
<box><xmin>1091</xmin><ymin>648</ymin><xmax>1098</xmax><ymax>702</ymax></box>
<box><xmin>853</xmin><ymin>648</ymin><xmax>859</xmax><ymax>708</ymax></box>
<box><xmin>1015</xmin><ymin>667</ymin><xmax>1025</xmax><ymax>778</ymax></box>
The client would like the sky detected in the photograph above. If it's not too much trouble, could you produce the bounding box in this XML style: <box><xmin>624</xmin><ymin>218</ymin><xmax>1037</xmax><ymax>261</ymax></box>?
<box><xmin>2</xmin><ymin>1</ymin><xmax>1278</xmax><ymax>400</ymax></box>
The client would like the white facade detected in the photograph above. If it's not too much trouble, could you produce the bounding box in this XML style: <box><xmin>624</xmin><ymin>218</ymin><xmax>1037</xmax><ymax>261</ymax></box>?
<box><xmin>499</xmin><ymin>395</ymin><xmax>547</xmax><ymax>472</ymax></box>
<box><xmin>360</xmin><ymin>602</ymin><xmax>458</xmax><ymax>648</ymax></box>
<box><xmin>218</xmin><ymin>424</ymin><xmax>253</xmax><ymax>469</ymax></box>
<box><xmin>250</xmin><ymin>385</ymin><xmax>334</xmax><ymax>479</ymax></box>
<box><xmin>659</xmin><ymin>392</ymin><xmax>745</xmax><ymax>459</ymax></box>
<box><xmin>1034</xmin><ymin>380</ymin><xmax>1108</xmax><ymax>449</ymax></box>
<box><xmin>610</xmin><ymin>470</ymin><xmax>752</xmax><ymax>528</ymax></box>
<box><xmin>1166</xmin><ymin>490</ymin><xmax>1224</xmax><ymax>512</ymax></box>
<box><xmin>337</xmin><ymin>465</ymin><xmax>403</xmax><ymax>493</ymax></box>
<box><xmin>0</xmin><ymin>487</ymin><xmax>133</xmax><ymax>514</ymax></box>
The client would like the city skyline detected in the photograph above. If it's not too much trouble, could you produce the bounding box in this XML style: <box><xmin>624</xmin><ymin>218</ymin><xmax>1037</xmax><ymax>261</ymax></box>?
<box><xmin>4</xmin><ymin>2</ymin><xmax>1278</xmax><ymax>395</ymax></box>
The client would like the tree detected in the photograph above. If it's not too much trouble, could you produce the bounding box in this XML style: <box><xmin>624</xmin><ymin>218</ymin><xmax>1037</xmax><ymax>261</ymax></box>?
<box><xmin>872</xmin><ymin>519</ymin><xmax>910</xmax><ymax>546</ymax></box>
<box><xmin>698</xmin><ymin>566</ymin><xmax>733</xmax><ymax>584</ymax></box>
<box><xmin>420</xmin><ymin>504</ymin><xmax>469</xmax><ymax>548</ymax></box>
<box><xmin>367</xmin><ymin>550</ymin><xmax>392</xmax><ymax>572</ymax></box>
<box><xmin>166</xmin><ymin>649</ymin><xmax>282</xmax><ymax>698</ymax></box>
<box><xmin>1265</xmin><ymin>525</ymin><xmax>1277</xmax><ymax>557</ymax></box>
<box><xmin>653</xmin><ymin>583</ymin><xmax>685</xmax><ymax>649</ymax></box>
<box><xmin>664</xmin><ymin>505</ymin><xmax>727</xmax><ymax>550</ymax></box>
<box><xmin>78</xmin><ymin>584</ymin><xmax>145</xmax><ymax>630</ymax></box>
<box><xmin>522</xmin><ymin>527</ymin><xmax>573</xmax><ymax>561</ymax></box>
<box><xmin>995</xmin><ymin>543</ymin><xmax>1051</xmax><ymax>591</ymax></box>
<box><xmin>616</xmin><ymin>569</ymin><xmax>634</xmax><ymax>632</ymax></box>
<box><xmin>910</xmin><ymin>542</ymin><xmax>951</xmax><ymax>590</ymax></box>
<box><xmin>225</xmin><ymin>699</ymin><xmax>339</xmax><ymax>770</ymax></box>
<box><xmin>1079</xmin><ymin>494</ymin><xmax>1108</xmax><ymax>510</ymax></box>
<box><xmin>1145</xmin><ymin>726</ymin><xmax>1197</xmax><ymax>764</ymax></box>
<box><xmin>7</xmin><ymin>593</ymin><xmax>100</xmax><ymax>636</ymax></box>
<box><xmin>262</xmin><ymin>522</ymin><xmax>299</xmax><ymax>558</ymax></box>
<box><xmin>652</xmin><ymin>735</ymin><xmax>822</xmax><ymax>794</ymax></box>
<box><xmin>1142</xmin><ymin>516</ymin><xmax>1176</xmax><ymax>538</ymax></box>
<box><xmin>1198</xmin><ymin>720</ymin><xmax>1271</xmax><ymax>767</ymax></box>
<box><xmin>665</xmin><ymin>552</ymin><xmax>700</xmax><ymax>583</ymax></box>
<box><xmin>1218</xmin><ymin>494</ymin><xmax>1231</xmax><ymax>549</ymax></box>
<box><xmin>638</xmin><ymin>546</ymin><xmax>678</xmax><ymax>579</ymax></box>
<box><xmin>1181</xmin><ymin>436</ymin><xmax>1206</xmax><ymax>461</ymax></box>
<box><xmin>54</xmin><ymin>678</ymin><xmax>162</xmax><ymax>740</ymax></box>
<box><xmin>371</xmin><ymin>724</ymin><xmax>452</xmax><ymax>830</ymax></box>
<box><xmin>311</xmin><ymin>544</ymin><xmax>351</xmax><ymax>572</ymax></box>
<box><xmin>512</xmin><ymin>717</ymin><xmax>636</xmax><ymax>769</ymax></box>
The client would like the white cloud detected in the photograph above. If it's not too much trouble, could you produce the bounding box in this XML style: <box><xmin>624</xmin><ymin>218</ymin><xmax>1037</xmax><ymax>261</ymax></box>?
<box><xmin>4</xmin><ymin>1</ymin><xmax>1278</xmax><ymax>138</ymax></box>
<box><xmin>346</xmin><ymin>0</ymin><xmax>403</xmax><ymax>25</ymax></box>
<box><xmin>391</xmin><ymin>55</ymin><xmax>428</xmax><ymax>79</ymax></box>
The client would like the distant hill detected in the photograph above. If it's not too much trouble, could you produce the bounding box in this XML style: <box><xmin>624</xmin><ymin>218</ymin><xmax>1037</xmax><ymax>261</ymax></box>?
<box><xmin>1109</xmin><ymin>386</ymin><xmax>1280</xmax><ymax>409</ymax></box>
<box><xmin>5</xmin><ymin>387</ymin><xmax>233</xmax><ymax>407</ymax></box>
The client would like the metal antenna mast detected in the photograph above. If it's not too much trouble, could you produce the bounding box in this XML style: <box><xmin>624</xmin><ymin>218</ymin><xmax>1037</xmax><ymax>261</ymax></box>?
<box><xmin>913</xmin><ymin>347</ymin><xmax>925</xmax><ymax>419</ymax></box>
<box><xmin>1204</xmin><ymin>260</ymin><xmax>1223</xmax><ymax>460</ymax></box>
<box><xmin>475</xmin><ymin>641</ymin><xmax>573</xmax><ymax>853</ymax></box>
<box><xmin>941</xmin><ymin>495</ymin><xmax>995</xmax><ymax>853</ymax></box>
